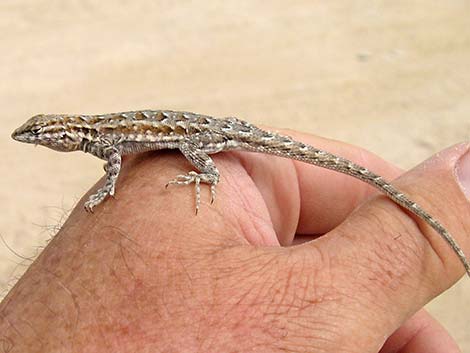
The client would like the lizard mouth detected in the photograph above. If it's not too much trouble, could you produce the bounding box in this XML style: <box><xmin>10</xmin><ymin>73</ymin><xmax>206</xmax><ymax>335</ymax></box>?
<box><xmin>11</xmin><ymin>129</ymin><xmax>25</xmax><ymax>142</ymax></box>
<box><xmin>11</xmin><ymin>129</ymin><xmax>36</xmax><ymax>144</ymax></box>
<box><xmin>11</xmin><ymin>126</ymin><xmax>39</xmax><ymax>144</ymax></box>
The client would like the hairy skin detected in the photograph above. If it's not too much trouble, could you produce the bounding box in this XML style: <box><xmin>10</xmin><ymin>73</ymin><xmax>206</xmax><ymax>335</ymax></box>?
<box><xmin>11</xmin><ymin>111</ymin><xmax>470</xmax><ymax>274</ymax></box>
<box><xmin>1</xmin><ymin>131</ymin><xmax>467</xmax><ymax>352</ymax></box>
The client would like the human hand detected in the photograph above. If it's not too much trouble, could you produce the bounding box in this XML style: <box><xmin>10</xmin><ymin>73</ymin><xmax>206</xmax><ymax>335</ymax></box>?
<box><xmin>1</xmin><ymin>131</ymin><xmax>468</xmax><ymax>352</ymax></box>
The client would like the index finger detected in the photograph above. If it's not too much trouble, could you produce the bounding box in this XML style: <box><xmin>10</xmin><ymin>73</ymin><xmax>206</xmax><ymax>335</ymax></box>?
<box><xmin>237</xmin><ymin>128</ymin><xmax>403</xmax><ymax>236</ymax></box>
<box><xmin>289</xmin><ymin>130</ymin><xmax>403</xmax><ymax>235</ymax></box>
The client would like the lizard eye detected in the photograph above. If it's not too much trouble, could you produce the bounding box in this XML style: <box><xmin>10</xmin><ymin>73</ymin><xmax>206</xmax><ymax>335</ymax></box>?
<box><xmin>31</xmin><ymin>126</ymin><xmax>42</xmax><ymax>135</ymax></box>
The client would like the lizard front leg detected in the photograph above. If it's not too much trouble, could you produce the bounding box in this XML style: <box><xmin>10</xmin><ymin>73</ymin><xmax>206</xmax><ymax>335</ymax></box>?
<box><xmin>84</xmin><ymin>146</ymin><xmax>122</xmax><ymax>212</ymax></box>
<box><xmin>166</xmin><ymin>140</ymin><xmax>220</xmax><ymax>214</ymax></box>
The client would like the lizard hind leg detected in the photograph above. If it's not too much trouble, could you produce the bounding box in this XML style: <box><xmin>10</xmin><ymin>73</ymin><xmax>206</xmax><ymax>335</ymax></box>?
<box><xmin>166</xmin><ymin>142</ymin><xmax>220</xmax><ymax>214</ymax></box>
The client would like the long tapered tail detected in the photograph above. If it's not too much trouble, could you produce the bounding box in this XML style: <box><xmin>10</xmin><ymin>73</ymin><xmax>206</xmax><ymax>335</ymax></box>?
<box><xmin>240</xmin><ymin>131</ymin><xmax>470</xmax><ymax>276</ymax></box>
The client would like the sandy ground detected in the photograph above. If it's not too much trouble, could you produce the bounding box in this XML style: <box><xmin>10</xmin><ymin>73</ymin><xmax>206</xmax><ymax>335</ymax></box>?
<box><xmin>2</xmin><ymin>0</ymin><xmax>470</xmax><ymax>349</ymax></box>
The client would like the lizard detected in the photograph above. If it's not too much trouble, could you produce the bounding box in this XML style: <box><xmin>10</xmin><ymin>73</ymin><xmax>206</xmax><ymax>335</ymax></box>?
<box><xmin>11</xmin><ymin>109</ymin><xmax>470</xmax><ymax>277</ymax></box>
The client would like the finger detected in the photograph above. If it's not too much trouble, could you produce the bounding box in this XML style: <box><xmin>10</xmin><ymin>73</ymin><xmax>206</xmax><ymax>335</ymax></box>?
<box><xmin>234</xmin><ymin>129</ymin><xmax>402</xmax><ymax>238</ymax></box>
<box><xmin>288</xmin><ymin>130</ymin><xmax>403</xmax><ymax>235</ymax></box>
<box><xmin>380</xmin><ymin>309</ymin><xmax>460</xmax><ymax>353</ymax></box>
<box><xmin>299</xmin><ymin>143</ymin><xmax>470</xmax><ymax>344</ymax></box>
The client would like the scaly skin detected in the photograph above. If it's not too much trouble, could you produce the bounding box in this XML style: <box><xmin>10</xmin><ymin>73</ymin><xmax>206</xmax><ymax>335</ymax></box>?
<box><xmin>11</xmin><ymin>109</ymin><xmax>470</xmax><ymax>276</ymax></box>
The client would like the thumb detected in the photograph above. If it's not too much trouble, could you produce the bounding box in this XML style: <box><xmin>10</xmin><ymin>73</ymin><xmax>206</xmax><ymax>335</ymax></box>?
<box><xmin>297</xmin><ymin>143</ymin><xmax>470</xmax><ymax>350</ymax></box>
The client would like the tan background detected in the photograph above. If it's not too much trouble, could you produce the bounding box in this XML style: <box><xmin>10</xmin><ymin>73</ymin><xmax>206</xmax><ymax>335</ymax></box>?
<box><xmin>2</xmin><ymin>0</ymin><xmax>470</xmax><ymax>350</ymax></box>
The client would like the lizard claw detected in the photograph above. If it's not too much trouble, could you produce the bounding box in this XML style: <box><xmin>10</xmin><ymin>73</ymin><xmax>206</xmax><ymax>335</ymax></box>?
<box><xmin>165</xmin><ymin>171</ymin><xmax>218</xmax><ymax>214</ymax></box>
<box><xmin>84</xmin><ymin>201</ymin><xmax>95</xmax><ymax>213</ymax></box>
<box><xmin>210</xmin><ymin>184</ymin><xmax>216</xmax><ymax>204</ymax></box>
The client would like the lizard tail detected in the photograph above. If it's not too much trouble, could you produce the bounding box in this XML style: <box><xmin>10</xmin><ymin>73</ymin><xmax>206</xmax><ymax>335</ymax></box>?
<box><xmin>240</xmin><ymin>132</ymin><xmax>470</xmax><ymax>277</ymax></box>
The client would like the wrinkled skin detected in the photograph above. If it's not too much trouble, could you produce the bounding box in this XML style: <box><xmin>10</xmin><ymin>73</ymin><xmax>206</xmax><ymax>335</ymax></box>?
<box><xmin>1</xmin><ymin>130</ymin><xmax>468</xmax><ymax>352</ymax></box>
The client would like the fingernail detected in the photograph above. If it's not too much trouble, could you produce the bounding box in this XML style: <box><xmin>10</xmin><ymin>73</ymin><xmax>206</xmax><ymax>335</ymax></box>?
<box><xmin>456</xmin><ymin>149</ymin><xmax>470</xmax><ymax>199</ymax></box>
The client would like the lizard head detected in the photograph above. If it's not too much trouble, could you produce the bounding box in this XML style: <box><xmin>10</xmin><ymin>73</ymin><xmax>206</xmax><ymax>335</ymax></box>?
<box><xmin>12</xmin><ymin>114</ymin><xmax>84</xmax><ymax>152</ymax></box>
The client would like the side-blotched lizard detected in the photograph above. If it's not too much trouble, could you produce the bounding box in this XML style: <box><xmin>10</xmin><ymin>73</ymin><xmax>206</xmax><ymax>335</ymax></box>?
<box><xmin>11</xmin><ymin>110</ymin><xmax>470</xmax><ymax>276</ymax></box>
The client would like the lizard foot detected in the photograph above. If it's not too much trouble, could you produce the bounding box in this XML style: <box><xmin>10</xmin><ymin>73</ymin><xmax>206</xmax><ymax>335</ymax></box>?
<box><xmin>84</xmin><ymin>185</ymin><xmax>114</xmax><ymax>212</ymax></box>
<box><xmin>165</xmin><ymin>171</ymin><xmax>217</xmax><ymax>214</ymax></box>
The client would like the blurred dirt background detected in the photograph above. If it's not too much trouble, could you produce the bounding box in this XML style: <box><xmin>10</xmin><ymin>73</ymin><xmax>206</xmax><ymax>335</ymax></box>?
<box><xmin>1</xmin><ymin>0</ymin><xmax>470</xmax><ymax>350</ymax></box>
